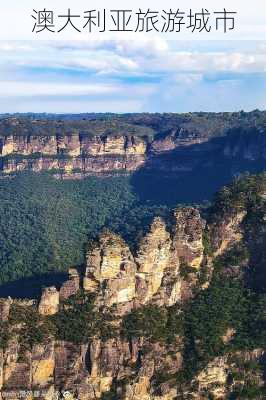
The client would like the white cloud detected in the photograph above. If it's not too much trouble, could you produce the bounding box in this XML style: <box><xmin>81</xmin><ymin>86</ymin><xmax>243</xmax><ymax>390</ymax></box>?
<box><xmin>1</xmin><ymin>40</ymin><xmax>266</xmax><ymax>75</ymax></box>
<box><xmin>114</xmin><ymin>37</ymin><xmax>169</xmax><ymax>56</ymax></box>
<box><xmin>0</xmin><ymin>40</ymin><xmax>265</xmax><ymax>112</ymax></box>
<box><xmin>0</xmin><ymin>81</ymin><xmax>122</xmax><ymax>97</ymax></box>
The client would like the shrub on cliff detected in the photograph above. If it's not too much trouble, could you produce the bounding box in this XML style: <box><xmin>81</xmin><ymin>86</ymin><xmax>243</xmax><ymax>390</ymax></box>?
<box><xmin>122</xmin><ymin>305</ymin><xmax>168</xmax><ymax>342</ymax></box>
<box><xmin>52</xmin><ymin>292</ymin><xmax>118</xmax><ymax>344</ymax></box>
<box><xmin>210</xmin><ymin>173</ymin><xmax>266</xmax><ymax>220</ymax></box>
<box><xmin>0</xmin><ymin>321</ymin><xmax>10</xmax><ymax>349</ymax></box>
<box><xmin>122</xmin><ymin>304</ymin><xmax>184</xmax><ymax>343</ymax></box>
<box><xmin>8</xmin><ymin>304</ymin><xmax>56</xmax><ymax>352</ymax></box>
<box><xmin>182</xmin><ymin>277</ymin><xmax>250</xmax><ymax>377</ymax></box>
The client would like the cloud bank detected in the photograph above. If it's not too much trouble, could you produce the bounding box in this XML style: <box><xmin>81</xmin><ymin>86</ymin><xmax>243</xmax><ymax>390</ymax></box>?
<box><xmin>0</xmin><ymin>39</ymin><xmax>265</xmax><ymax>112</ymax></box>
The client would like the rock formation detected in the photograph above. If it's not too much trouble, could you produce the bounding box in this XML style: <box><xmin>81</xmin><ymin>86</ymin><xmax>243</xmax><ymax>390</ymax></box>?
<box><xmin>84</xmin><ymin>230</ymin><xmax>137</xmax><ymax>308</ymax></box>
<box><xmin>172</xmin><ymin>208</ymin><xmax>206</xmax><ymax>269</ymax></box>
<box><xmin>0</xmin><ymin>203</ymin><xmax>264</xmax><ymax>400</ymax></box>
<box><xmin>59</xmin><ymin>269</ymin><xmax>80</xmax><ymax>302</ymax></box>
<box><xmin>0</xmin><ymin>134</ymin><xmax>147</xmax><ymax>175</ymax></box>
<box><xmin>38</xmin><ymin>287</ymin><xmax>59</xmax><ymax>316</ymax></box>
<box><xmin>1</xmin><ymin>113</ymin><xmax>266</xmax><ymax>177</ymax></box>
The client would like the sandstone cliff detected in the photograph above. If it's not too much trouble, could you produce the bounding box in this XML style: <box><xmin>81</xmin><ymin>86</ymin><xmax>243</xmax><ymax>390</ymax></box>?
<box><xmin>0</xmin><ymin>203</ymin><xmax>262</xmax><ymax>400</ymax></box>
<box><xmin>0</xmin><ymin>134</ymin><xmax>147</xmax><ymax>175</ymax></box>
<box><xmin>1</xmin><ymin>113</ymin><xmax>266</xmax><ymax>176</ymax></box>
<box><xmin>0</xmin><ymin>208</ymin><xmax>203</xmax><ymax>400</ymax></box>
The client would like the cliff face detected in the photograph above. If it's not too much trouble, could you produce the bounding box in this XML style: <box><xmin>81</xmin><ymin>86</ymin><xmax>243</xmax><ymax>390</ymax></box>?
<box><xmin>0</xmin><ymin>204</ymin><xmax>262</xmax><ymax>400</ymax></box>
<box><xmin>0</xmin><ymin>135</ymin><xmax>147</xmax><ymax>157</ymax></box>
<box><xmin>0</xmin><ymin>208</ymin><xmax>202</xmax><ymax>400</ymax></box>
<box><xmin>1</xmin><ymin>114</ymin><xmax>266</xmax><ymax>176</ymax></box>
<box><xmin>83</xmin><ymin>211</ymin><xmax>204</xmax><ymax>311</ymax></box>
<box><xmin>0</xmin><ymin>135</ymin><xmax>147</xmax><ymax>174</ymax></box>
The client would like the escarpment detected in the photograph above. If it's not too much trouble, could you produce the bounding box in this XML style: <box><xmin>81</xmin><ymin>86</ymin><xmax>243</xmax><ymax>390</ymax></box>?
<box><xmin>0</xmin><ymin>134</ymin><xmax>148</xmax><ymax>175</ymax></box>
<box><xmin>1</xmin><ymin>187</ymin><xmax>265</xmax><ymax>400</ymax></box>
<box><xmin>1</xmin><ymin>112</ymin><xmax>266</xmax><ymax>177</ymax></box>
<box><xmin>0</xmin><ymin>207</ymin><xmax>205</xmax><ymax>400</ymax></box>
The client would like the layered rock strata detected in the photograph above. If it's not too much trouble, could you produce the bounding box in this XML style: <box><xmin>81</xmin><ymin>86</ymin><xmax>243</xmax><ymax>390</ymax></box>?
<box><xmin>0</xmin><ymin>207</ymin><xmax>261</xmax><ymax>400</ymax></box>
<box><xmin>1</xmin><ymin>125</ymin><xmax>266</xmax><ymax>176</ymax></box>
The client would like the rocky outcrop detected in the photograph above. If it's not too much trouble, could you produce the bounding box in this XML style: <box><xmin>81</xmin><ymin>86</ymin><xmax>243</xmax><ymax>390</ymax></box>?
<box><xmin>1</xmin><ymin>114</ymin><xmax>266</xmax><ymax>177</ymax></box>
<box><xmin>59</xmin><ymin>269</ymin><xmax>80</xmax><ymax>302</ymax></box>
<box><xmin>191</xmin><ymin>349</ymin><xmax>266</xmax><ymax>400</ymax></box>
<box><xmin>0</xmin><ymin>208</ymin><xmax>207</xmax><ymax>399</ymax></box>
<box><xmin>0</xmin><ymin>201</ymin><xmax>264</xmax><ymax>400</ymax></box>
<box><xmin>150</xmin><ymin>128</ymin><xmax>211</xmax><ymax>154</ymax></box>
<box><xmin>0</xmin><ymin>134</ymin><xmax>147</xmax><ymax>175</ymax></box>
<box><xmin>0</xmin><ymin>299</ymin><xmax>12</xmax><ymax>321</ymax></box>
<box><xmin>83</xmin><ymin>231</ymin><xmax>136</xmax><ymax>308</ymax></box>
<box><xmin>135</xmin><ymin>218</ymin><xmax>173</xmax><ymax>305</ymax></box>
<box><xmin>172</xmin><ymin>208</ymin><xmax>205</xmax><ymax>269</ymax></box>
<box><xmin>38</xmin><ymin>287</ymin><xmax>59</xmax><ymax>316</ymax></box>
<box><xmin>83</xmin><ymin>209</ymin><xmax>206</xmax><ymax>310</ymax></box>
<box><xmin>32</xmin><ymin>343</ymin><xmax>55</xmax><ymax>387</ymax></box>
<box><xmin>195</xmin><ymin>357</ymin><xmax>228</xmax><ymax>399</ymax></box>
<box><xmin>209</xmin><ymin>211</ymin><xmax>246</xmax><ymax>257</ymax></box>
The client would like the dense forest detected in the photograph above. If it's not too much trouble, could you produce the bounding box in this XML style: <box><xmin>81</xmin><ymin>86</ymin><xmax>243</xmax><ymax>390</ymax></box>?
<box><xmin>0</xmin><ymin>172</ymin><xmax>170</xmax><ymax>287</ymax></box>
<box><xmin>0</xmin><ymin>110</ymin><xmax>265</xmax><ymax>138</ymax></box>
<box><xmin>0</xmin><ymin>170</ymin><xmax>265</xmax><ymax>297</ymax></box>
<box><xmin>0</xmin><ymin>174</ymin><xmax>266</xmax><ymax>398</ymax></box>
<box><xmin>0</xmin><ymin>109</ymin><xmax>266</xmax><ymax>293</ymax></box>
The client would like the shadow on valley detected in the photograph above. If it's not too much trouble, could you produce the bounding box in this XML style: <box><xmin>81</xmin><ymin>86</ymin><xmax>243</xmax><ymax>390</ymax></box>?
<box><xmin>1</xmin><ymin>133</ymin><xmax>266</xmax><ymax>294</ymax></box>
<box><xmin>131</xmin><ymin>136</ymin><xmax>266</xmax><ymax>205</ymax></box>
<box><xmin>0</xmin><ymin>273</ymin><xmax>68</xmax><ymax>299</ymax></box>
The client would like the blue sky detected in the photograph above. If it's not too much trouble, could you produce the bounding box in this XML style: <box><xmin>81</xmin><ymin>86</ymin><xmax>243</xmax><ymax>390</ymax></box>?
<box><xmin>0</xmin><ymin>40</ymin><xmax>265</xmax><ymax>113</ymax></box>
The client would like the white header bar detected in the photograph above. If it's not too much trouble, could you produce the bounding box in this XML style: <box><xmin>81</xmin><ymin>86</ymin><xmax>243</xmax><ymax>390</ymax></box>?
<box><xmin>0</xmin><ymin>0</ymin><xmax>265</xmax><ymax>40</ymax></box>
